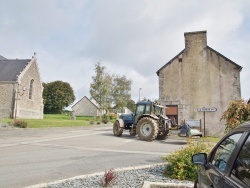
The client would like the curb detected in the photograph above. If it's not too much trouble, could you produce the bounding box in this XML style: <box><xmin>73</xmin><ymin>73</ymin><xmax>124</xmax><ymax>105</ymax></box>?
<box><xmin>142</xmin><ymin>181</ymin><xmax>193</xmax><ymax>188</ymax></box>
<box><xmin>24</xmin><ymin>163</ymin><xmax>167</xmax><ymax>188</ymax></box>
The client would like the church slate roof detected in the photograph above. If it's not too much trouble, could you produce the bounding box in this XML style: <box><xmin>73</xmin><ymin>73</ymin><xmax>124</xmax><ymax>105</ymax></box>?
<box><xmin>0</xmin><ymin>59</ymin><xmax>30</xmax><ymax>82</ymax></box>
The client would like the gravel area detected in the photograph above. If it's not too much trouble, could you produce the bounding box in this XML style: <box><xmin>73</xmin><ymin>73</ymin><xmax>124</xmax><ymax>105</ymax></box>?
<box><xmin>33</xmin><ymin>164</ymin><xmax>193</xmax><ymax>188</ymax></box>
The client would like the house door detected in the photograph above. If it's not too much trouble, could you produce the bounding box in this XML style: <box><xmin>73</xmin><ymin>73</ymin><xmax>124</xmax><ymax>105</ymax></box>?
<box><xmin>166</xmin><ymin>105</ymin><xmax>178</xmax><ymax>125</ymax></box>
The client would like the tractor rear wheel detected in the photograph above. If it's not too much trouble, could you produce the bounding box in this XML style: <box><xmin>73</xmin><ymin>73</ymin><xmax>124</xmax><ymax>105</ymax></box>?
<box><xmin>113</xmin><ymin>119</ymin><xmax>123</xmax><ymax>137</ymax></box>
<box><xmin>137</xmin><ymin>117</ymin><xmax>158</xmax><ymax>141</ymax></box>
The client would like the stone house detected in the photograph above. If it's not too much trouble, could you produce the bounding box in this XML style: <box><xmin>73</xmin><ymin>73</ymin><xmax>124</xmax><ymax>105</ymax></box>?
<box><xmin>72</xmin><ymin>96</ymin><xmax>103</xmax><ymax>116</ymax></box>
<box><xmin>0</xmin><ymin>53</ymin><xmax>43</xmax><ymax>119</ymax></box>
<box><xmin>157</xmin><ymin>31</ymin><xmax>242</xmax><ymax>136</ymax></box>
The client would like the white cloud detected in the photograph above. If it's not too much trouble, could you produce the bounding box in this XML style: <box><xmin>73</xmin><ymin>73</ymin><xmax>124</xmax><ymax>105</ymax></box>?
<box><xmin>0</xmin><ymin>0</ymin><xmax>249</xmax><ymax>104</ymax></box>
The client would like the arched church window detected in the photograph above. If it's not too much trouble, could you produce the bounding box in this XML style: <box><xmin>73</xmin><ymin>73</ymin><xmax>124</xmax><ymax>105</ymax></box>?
<box><xmin>29</xmin><ymin>79</ymin><xmax>34</xmax><ymax>99</ymax></box>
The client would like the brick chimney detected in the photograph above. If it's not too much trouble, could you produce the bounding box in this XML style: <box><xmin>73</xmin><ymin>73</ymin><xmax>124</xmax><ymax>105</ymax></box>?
<box><xmin>184</xmin><ymin>31</ymin><xmax>207</xmax><ymax>52</ymax></box>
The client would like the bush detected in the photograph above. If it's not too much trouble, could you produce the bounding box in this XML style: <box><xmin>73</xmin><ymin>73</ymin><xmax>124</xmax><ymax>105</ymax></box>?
<box><xmin>102</xmin><ymin>114</ymin><xmax>109</xmax><ymax>124</ymax></box>
<box><xmin>221</xmin><ymin>99</ymin><xmax>250</xmax><ymax>133</ymax></box>
<box><xmin>89</xmin><ymin>120</ymin><xmax>94</xmax><ymax>125</ymax></box>
<box><xmin>102</xmin><ymin>118</ymin><xmax>108</xmax><ymax>124</ymax></box>
<box><xmin>97</xmin><ymin>121</ymin><xmax>101</xmax><ymax>125</ymax></box>
<box><xmin>162</xmin><ymin>141</ymin><xmax>212</xmax><ymax>181</ymax></box>
<box><xmin>14</xmin><ymin>120</ymin><xmax>28</xmax><ymax>128</ymax></box>
<box><xmin>108</xmin><ymin>113</ymin><xmax>117</xmax><ymax>120</ymax></box>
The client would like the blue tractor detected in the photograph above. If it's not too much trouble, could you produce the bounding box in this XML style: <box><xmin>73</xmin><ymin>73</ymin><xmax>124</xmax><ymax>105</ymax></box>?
<box><xmin>113</xmin><ymin>101</ymin><xmax>176</xmax><ymax>141</ymax></box>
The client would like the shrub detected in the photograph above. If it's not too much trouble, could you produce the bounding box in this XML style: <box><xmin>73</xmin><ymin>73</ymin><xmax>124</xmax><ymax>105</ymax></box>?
<box><xmin>221</xmin><ymin>99</ymin><xmax>250</xmax><ymax>133</ymax></box>
<box><xmin>14</xmin><ymin>120</ymin><xmax>28</xmax><ymax>128</ymax></box>
<box><xmin>162</xmin><ymin>141</ymin><xmax>212</xmax><ymax>181</ymax></box>
<box><xmin>102</xmin><ymin>118</ymin><xmax>108</xmax><ymax>124</ymax></box>
<box><xmin>108</xmin><ymin>113</ymin><xmax>117</xmax><ymax>120</ymax></box>
<box><xmin>102</xmin><ymin>114</ymin><xmax>109</xmax><ymax>124</ymax></box>
<box><xmin>99</xmin><ymin>168</ymin><xmax>117</xmax><ymax>187</ymax></box>
<box><xmin>89</xmin><ymin>120</ymin><xmax>94</xmax><ymax>125</ymax></box>
<box><xmin>97</xmin><ymin>121</ymin><xmax>101</xmax><ymax>125</ymax></box>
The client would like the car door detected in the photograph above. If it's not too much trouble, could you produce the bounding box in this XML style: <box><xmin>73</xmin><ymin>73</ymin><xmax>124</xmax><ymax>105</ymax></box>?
<box><xmin>224</xmin><ymin>132</ymin><xmax>250</xmax><ymax>188</ymax></box>
<box><xmin>199</xmin><ymin>133</ymin><xmax>244</xmax><ymax>188</ymax></box>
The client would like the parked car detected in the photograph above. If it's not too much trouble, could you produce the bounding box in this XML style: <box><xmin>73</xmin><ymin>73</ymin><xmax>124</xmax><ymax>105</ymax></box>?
<box><xmin>192</xmin><ymin>121</ymin><xmax>250</xmax><ymax>188</ymax></box>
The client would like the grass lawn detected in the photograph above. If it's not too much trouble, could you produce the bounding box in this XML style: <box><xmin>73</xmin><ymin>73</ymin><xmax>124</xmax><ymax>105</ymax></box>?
<box><xmin>1</xmin><ymin>114</ymin><xmax>113</xmax><ymax>128</ymax></box>
<box><xmin>200</xmin><ymin>136</ymin><xmax>221</xmax><ymax>142</ymax></box>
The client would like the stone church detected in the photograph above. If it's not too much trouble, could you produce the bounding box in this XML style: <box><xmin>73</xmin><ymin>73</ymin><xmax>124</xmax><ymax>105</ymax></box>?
<box><xmin>157</xmin><ymin>31</ymin><xmax>242</xmax><ymax>136</ymax></box>
<box><xmin>0</xmin><ymin>53</ymin><xmax>43</xmax><ymax>119</ymax></box>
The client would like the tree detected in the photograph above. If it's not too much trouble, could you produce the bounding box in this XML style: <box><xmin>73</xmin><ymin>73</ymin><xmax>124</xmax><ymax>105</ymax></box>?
<box><xmin>127</xmin><ymin>99</ymin><xmax>135</xmax><ymax>112</ymax></box>
<box><xmin>43</xmin><ymin>81</ymin><xmax>75</xmax><ymax>114</ymax></box>
<box><xmin>221</xmin><ymin>99</ymin><xmax>250</xmax><ymax>133</ymax></box>
<box><xmin>90</xmin><ymin>62</ymin><xmax>133</xmax><ymax>113</ymax></box>
<box><xmin>90</xmin><ymin>62</ymin><xmax>112</xmax><ymax>113</ymax></box>
<box><xmin>112</xmin><ymin>74</ymin><xmax>132</xmax><ymax>111</ymax></box>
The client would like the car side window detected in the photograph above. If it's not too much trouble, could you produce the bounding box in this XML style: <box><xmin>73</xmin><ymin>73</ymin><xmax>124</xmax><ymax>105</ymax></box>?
<box><xmin>211</xmin><ymin>133</ymin><xmax>243</xmax><ymax>172</ymax></box>
<box><xmin>231</xmin><ymin>134</ymin><xmax>250</xmax><ymax>186</ymax></box>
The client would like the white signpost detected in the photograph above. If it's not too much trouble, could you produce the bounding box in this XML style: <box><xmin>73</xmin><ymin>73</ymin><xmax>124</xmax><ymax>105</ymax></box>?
<box><xmin>197</xmin><ymin>107</ymin><xmax>217</xmax><ymax>137</ymax></box>
<box><xmin>197</xmin><ymin>107</ymin><xmax>217</xmax><ymax>112</ymax></box>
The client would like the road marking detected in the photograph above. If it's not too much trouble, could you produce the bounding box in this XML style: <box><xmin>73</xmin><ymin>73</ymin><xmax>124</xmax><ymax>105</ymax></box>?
<box><xmin>0</xmin><ymin>132</ymin><xmax>106</xmax><ymax>148</ymax></box>
<box><xmin>124</xmin><ymin>140</ymin><xmax>134</xmax><ymax>143</ymax></box>
<box><xmin>26</xmin><ymin>142</ymin><xmax>167</xmax><ymax>156</ymax></box>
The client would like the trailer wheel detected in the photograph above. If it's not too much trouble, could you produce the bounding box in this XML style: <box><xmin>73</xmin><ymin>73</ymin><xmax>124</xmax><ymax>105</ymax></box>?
<box><xmin>137</xmin><ymin>117</ymin><xmax>158</xmax><ymax>141</ymax></box>
<box><xmin>113</xmin><ymin>119</ymin><xmax>123</xmax><ymax>137</ymax></box>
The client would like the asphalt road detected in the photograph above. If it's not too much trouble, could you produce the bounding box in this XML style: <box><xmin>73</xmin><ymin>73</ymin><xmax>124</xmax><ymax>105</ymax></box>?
<box><xmin>0</xmin><ymin>124</ymin><xmax>187</xmax><ymax>188</ymax></box>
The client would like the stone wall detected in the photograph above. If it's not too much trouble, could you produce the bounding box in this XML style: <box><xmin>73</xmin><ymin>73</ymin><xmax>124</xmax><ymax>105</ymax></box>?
<box><xmin>158</xmin><ymin>31</ymin><xmax>241</xmax><ymax>136</ymax></box>
<box><xmin>0</xmin><ymin>83</ymin><xmax>15</xmax><ymax>118</ymax></box>
<box><xmin>16</xmin><ymin>59</ymin><xmax>44</xmax><ymax>119</ymax></box>
<box><xmin>72</xmin><ymin>97</ymin><xmax>100</xmax><ymax>116</ymax></box>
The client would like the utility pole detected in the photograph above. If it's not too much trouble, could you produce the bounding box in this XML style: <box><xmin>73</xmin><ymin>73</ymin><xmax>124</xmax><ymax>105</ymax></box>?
<box><xmin>139</xmin><ymin>88</ymin><xmax>142</xmax><ymax>101</ymax></box>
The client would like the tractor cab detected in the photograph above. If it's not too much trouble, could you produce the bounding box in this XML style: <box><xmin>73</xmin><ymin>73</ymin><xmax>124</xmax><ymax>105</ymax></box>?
<box><xmin>134</xmin><ymin>101</ymin><xmax>153</xmax><ymax>123</ymax></box>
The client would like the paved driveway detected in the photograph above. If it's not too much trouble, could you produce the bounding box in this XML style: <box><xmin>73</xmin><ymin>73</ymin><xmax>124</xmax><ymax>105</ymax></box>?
<box><xmin>0</xmin><ymin>125</ymin><xmax>186</xmax><ymax>188</ymax></box>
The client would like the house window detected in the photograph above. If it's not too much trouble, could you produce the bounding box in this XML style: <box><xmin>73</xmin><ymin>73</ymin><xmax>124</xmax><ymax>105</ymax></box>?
<box><xmin>29</xmin><ymin>79</ymin><xmax>34</xmax><ymax>99</ymax></box>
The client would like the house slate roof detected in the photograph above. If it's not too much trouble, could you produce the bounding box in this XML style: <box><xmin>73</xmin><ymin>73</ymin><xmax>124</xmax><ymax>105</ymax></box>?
<box><xmin>156</xmin><ymin>46</ymin><xmax>242</xmax><ymax>76</ymax></box>
<box><xmin>0</xmin><ymin>59</ymin><xmax>30</xmax><ymax>82</ymax></box>
<box><xmin>72</xmin><ymin>96</ymin><xmax>100</xmax><ymax>109</ymax></box>
<box><xmin>0</xmin><ymin>55</ymin><xmax>7</xmax><ymax>60</ymax></box>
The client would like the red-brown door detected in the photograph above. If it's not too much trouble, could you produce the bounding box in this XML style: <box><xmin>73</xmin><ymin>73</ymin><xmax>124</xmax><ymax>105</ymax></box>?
<box><xmin>166</xmin><ymin>105</ymin><xmax>178</xmax><ymax>125</ymax></box>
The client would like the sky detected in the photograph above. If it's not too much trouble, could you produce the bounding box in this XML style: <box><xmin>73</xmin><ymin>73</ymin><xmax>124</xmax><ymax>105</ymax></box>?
<box><xmin>0</xmin><ymin>0</ymin><xmax>249</xmax><ymax>107</ymax></box>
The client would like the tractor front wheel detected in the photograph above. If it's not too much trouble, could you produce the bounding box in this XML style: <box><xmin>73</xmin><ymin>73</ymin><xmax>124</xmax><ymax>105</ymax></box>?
<box><xmin>137</xmin><ymin>117</ymin><xmax>158</xmax><ymax>141</ymax></box>
<box><xmin>113</xmin><ymin>119</ymin><xmax>124</xmax><ymax>137</ymax></box>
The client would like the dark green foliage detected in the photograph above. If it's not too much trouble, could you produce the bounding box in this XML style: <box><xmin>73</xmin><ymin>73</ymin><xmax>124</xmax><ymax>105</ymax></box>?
<box><xmin>221</xmin><ymin>99</ymin><xmax>250</xmax><ymax>133</ymax></box>
<box><xmin>14</xmin><ymin>120</ymin><xmax>28</xmax><ymax>128</ymax></box>
<box><xmin>162</xmin><ymin>141</ymin><xmax>212</xmax><ymax>181</ymax></box>
<box><xmin>43</xmin><ymin>81</ymin><xmax>75</xmax><ymax>114</ymax></box>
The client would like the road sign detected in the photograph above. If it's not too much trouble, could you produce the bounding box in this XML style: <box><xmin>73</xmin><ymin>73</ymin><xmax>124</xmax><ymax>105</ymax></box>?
<box><xmin>197</xmin><ymin>107</ymin><xmax>217</xmax><ymax>112</ymax></box>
